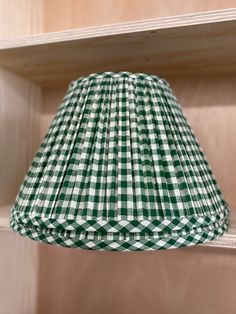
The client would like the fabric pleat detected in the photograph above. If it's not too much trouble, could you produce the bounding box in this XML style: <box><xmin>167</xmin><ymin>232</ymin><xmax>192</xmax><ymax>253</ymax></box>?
<box><xmin>10</xmin><ymin>71</ymin><xmax>230</xmax><ymax>251</ymax></box>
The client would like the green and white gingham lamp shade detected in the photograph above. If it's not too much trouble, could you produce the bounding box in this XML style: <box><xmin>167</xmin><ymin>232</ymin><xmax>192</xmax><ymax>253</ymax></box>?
<box><xmin>10</xmin><ymin>71</ymin><xmax>230</xmax><ymax>251</ymax></box>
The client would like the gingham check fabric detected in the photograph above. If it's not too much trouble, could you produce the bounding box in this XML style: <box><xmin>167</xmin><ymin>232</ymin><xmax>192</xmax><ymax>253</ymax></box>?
<box><xmin>10</xmin><ymin>71</ymin><xmax>230</xmax><ymax>251</ymax></box>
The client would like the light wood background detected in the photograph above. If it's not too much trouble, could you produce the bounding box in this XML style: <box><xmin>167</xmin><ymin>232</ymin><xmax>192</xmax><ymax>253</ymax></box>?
<box><xmin>1</xmin><ymin>1</ymin><xmax>236</xmax><ymax>314</ymax></box>
<box><xmin>44</xmin><ymin>0</ymin><xmax>236</xmax><ymax>31</ymax></box>
<box><xmin>3</xmin><ymin>11</ymin><xmax>236</xmax><ymax>87</ymax></box>
<box><xmin>38</xmin><ymin>245</ymin><xmax>236</xmax><ymax>314</ymax></box>
<box><xmin>0</xmin><ymin>229</ymin><xmax>39</xmax><ymax>314</ymax></box>
<box><xmin>0</xmin><ymin>69</ymin><xmax>41</xmax><ymax>206</ymax></box>
<box><xmin>0</xmin><ymin>1</ymin><xmax>43</xmax><ymax>313</ymax></box>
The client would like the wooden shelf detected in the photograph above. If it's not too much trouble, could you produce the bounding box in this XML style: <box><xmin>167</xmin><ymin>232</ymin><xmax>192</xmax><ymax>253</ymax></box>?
<box><xmin>0</xmin><ymin>206</ymin><xmax>10</xmax><ymax>229</ymax></box>
<box><xmin>202</xmin><ymin>224</ymin><xmax>236</xmax><ymax>249</ymax></box>
<box><xmin>1</xmin><ymin>8</ymin><xmax>236</xmax><ymax>86</ymax></box>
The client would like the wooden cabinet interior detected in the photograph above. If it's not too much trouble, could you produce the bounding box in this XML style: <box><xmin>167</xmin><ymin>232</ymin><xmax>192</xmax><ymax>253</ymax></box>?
<box><xmin>1</xmin><ymin>2</ymin><xmax>236</xmax><ymax>314</ymax></box>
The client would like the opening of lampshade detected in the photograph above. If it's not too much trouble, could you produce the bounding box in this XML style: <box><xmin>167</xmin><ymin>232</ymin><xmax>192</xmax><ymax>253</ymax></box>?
<box><xmin>10</xmin><ymin>71</ymin><xmax>230</xmax><ymax>251</ymax></box>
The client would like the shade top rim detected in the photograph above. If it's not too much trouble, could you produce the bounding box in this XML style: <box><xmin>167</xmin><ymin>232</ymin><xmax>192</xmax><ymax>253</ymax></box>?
<box><xmin>71</xmin><ymin>71</ymin><xmax>169</xmax><ymax>85</ymax></box>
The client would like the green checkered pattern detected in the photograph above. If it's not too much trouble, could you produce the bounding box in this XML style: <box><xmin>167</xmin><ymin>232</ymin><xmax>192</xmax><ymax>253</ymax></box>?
<box><xmin>10</xmin><ymin>71</ymin><xmax>230</xmax><ymax>251</ymax></box>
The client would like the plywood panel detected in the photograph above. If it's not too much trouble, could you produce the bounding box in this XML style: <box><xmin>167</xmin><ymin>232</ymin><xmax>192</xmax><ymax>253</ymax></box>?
<box><xmin>0</xmin><ymin>2</ymin><xmax>43</xmax><ymax>313</ymax></box>
<box><xmin>185</xmin><ymin>105</ymin><xmax>236</xmax><ymax>210</ymax></box>
<box><xmin>44</xmin><ymin>0</ymin><xmax>236</xmax><ymax>32</ymax></box>
<box><xmin>40</xmin><ymin>86</ymin><xmax>67</xmax><ymax>138</ymax></box>
<box><xmin>0</xmin><ymin>69</ymin><xmax>42</xmax><ymax>207</ymax></box>
<box><xmin>0</xmin><ymin>0</ymin><xmax>43</xmax><ymax>39</ymax></box>
<box><xmin>38</xmin><ymin>244</ymin><xmax>236</xmax><ymax>314</ymax></box>
<box><xmin>2</xmin><ymin>9</ymin><xmax>236</xmax><ymax>86</ymax></box>
<box><xmin>169</xmin><ymin>75</ymin><xmax>236</xmax><ymax>211</ymax></box>
<box><xmin>0</xmin><ymin>69</ymin><xmax>41</xmax><ymax>314</ymax></box>
<box><xmin>0</xmin><ymin>229</ymin><xmax>38</xmax><ymax>314</ymax></box>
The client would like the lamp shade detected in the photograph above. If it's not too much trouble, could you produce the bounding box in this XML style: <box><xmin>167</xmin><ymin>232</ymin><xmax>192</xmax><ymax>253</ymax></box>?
<box><xmin>10</xmin><ymin>71</ymin><xmax>229</xmax><ymax>251</ymax></box>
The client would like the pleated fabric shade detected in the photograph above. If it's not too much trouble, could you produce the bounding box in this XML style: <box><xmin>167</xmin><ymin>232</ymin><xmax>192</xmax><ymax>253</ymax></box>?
<box><xmin>10</xmin><ymin>71</ymin><xmax>229</xmax><ymax>251</ymax></box>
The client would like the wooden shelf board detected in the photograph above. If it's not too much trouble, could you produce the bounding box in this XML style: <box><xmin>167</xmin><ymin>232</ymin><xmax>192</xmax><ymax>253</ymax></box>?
<box><xmin>202</xmin><ymin>213</ymin><xmax>236</xmax><ymax>249</ymax></box>
<box><xmin>202</xmin><ymin>224</ymin><xmax>236</xmax><ymax>249</ymax></box>
<box><xmin>1</xmin><ymin>8</ymin><xmax>236</xmax><ymax>86</ymax></box>
<box><xmin>1</xmin><ymin>204</ymin><xmax>236</xmax><ymax>249</ymax></box>
<box><xmin>0</xmin><ymin>205</ymin><xmax>10</xmax><ymax>229</ymax></box>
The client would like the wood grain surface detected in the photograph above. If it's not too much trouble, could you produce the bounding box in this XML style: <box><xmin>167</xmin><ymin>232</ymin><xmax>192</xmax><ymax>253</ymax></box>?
<box><xmin>0</xmin><ymin>1</ymin><xmax>43</xmax><ymax>313</ymax></box>
<box><xmin>2</xmin><ymin>9</ymin><xmax>236</xmax><ymax>86</ymax></box>
<box><xmin>44</xmin><ymin>0</ymin><xmax>236</xmax><ymax>31</ymax></box>
<box><xmin>38</xmin><ymin>243</ymin><xmax>236</xmax><ymax>314</ymax></box>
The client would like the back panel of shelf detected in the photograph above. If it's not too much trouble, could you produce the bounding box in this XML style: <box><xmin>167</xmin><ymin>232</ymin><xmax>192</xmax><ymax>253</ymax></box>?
<box><xmin>1</xmin><ymin>2</ymin><xmax>236</xmax><ymax>314</ymax></box>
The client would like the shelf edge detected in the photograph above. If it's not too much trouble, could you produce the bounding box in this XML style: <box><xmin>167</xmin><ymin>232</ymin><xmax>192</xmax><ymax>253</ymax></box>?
<box><xmin>1</xmin><ymin>8</ymin><xmax>236</xmax><ymax>49</ymax></box>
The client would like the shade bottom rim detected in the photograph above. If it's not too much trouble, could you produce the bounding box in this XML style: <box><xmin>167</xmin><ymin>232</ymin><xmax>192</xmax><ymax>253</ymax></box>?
<box><xmin>10</xmin><ymin>215</ymin><xmax>229</xmax><ymax>251</ymax></box>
